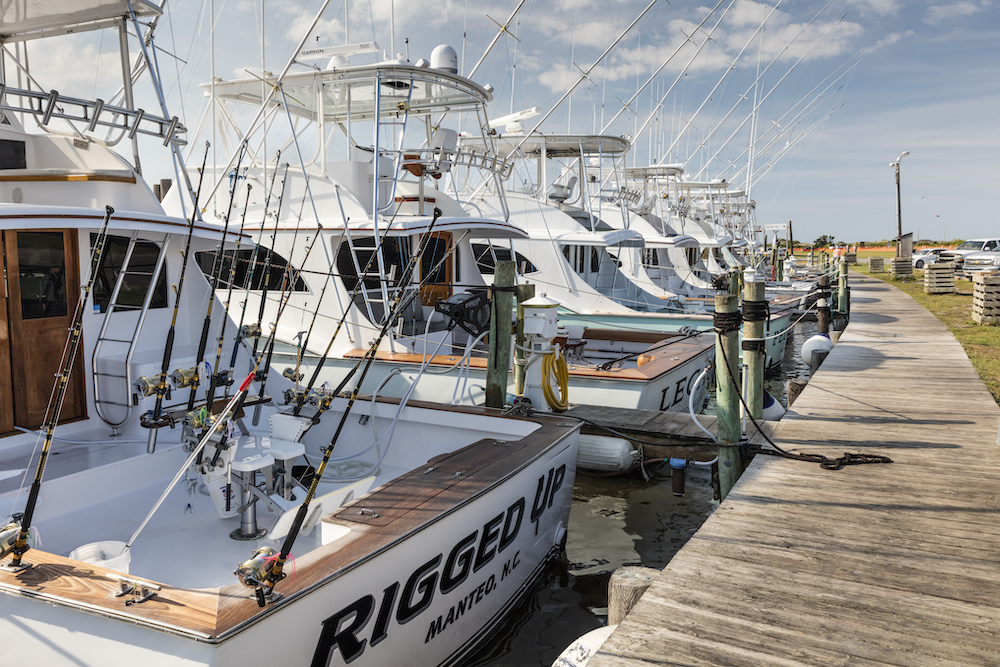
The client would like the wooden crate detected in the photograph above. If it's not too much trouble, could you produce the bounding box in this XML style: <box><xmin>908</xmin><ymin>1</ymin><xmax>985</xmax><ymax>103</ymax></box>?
<box><xmin>972</xmin><ymin>272</ymin><xmax>1000</xmax><ymax>324</ymax></box>
<box><xmin>869</xmin><ymin>257</ymin><xmax>885</xmax><ymax>273</ymax></box>
<box><xmin>924</xmin><ymin>264</ymin><xmax>955</xmax><ymax>294</ymax></box>
<box><xmin>888</xmin><ymin>257</ymin><xmax>912</xmax><ymax>278</ymax></box>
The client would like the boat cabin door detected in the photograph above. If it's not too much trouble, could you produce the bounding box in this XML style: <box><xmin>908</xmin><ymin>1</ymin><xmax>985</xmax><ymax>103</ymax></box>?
<box><xmin>419</xmin><ymin>232</ymin><xmax>454</xmax><ymax>307</ymax></box>
<box><xmin>0</xmin><ymin>230</ymin><xmax>87</xmax><ymax>434</ymax></box>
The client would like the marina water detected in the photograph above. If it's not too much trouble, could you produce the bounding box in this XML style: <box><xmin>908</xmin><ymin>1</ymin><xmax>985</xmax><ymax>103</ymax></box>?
<box><xmin>460</xmin><ymin>318</ymin><xmax>817</xmax><ymax>666</ymax></box>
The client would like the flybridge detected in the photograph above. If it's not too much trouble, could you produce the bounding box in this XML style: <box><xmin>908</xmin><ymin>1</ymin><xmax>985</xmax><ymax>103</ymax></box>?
<box><xmin>0</xmin><ymin>0</ymin><xmax>160</xmax><ymax>42</ymax></box>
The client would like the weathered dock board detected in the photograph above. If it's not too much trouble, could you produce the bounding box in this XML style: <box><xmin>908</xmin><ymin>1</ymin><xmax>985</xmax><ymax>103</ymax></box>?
<box><xmin>588</xmin><ymin>273</ymin><xmax>1000</xmax><ymax>666</ymax></box>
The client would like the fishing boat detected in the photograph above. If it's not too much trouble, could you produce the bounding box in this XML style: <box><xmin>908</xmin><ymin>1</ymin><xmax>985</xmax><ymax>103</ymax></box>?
<box><xmin>460</xmin><ymin>130</ymin><xmax>793</xmax><ymax>371</ymax></box>
<box><xmin>171</xmin><ymin>38</ymin><xmax>715</xmax><ymax>414</ymax></box>
<box><xmin>0</xmin><ymin>4</ymin><xmax>581</xmax><ymax>665</ymax></box>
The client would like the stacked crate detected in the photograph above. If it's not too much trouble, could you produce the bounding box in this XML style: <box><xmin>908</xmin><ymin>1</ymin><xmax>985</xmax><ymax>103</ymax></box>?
<box><xmin>972</xmin><ymin>272</ymin><xmax>1000</xmax><ymax>325</ymax></box>
<box><xmin>889</xmin><ymin>257</ymin><xmax>912</xmax><ymax>279</ymax></box>
<box><xmin>924</xmin><ymin>263</ymin><xmax>956</xmax><ymax>294</ymax></box>
<box><xmin>869</xmin><ymin>257</ymin><xmax>885</xmax><ymax>273</ymax></box>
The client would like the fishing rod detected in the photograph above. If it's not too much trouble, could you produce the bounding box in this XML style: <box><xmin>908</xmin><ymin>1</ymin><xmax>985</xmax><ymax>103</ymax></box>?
<box><xmin>187</xmin><ymin>145</ymin><xmax>248</xmax><ymax>412</ymax></box>
<box><xmin>244</xmin><ymin>207</ymin><xmax>444</xmax><ymax>606</ymax></box>
<box><xmin>141</xmin><ymin>141</ymin><xmax>210</xmax><ymax>454</ymax></box>
<box><xmin>4</xmin><ymin>206</ymin><xmax>115</xmax><ymax>567</ymax></box>
<box><xmin>206</xmin><ymin>175</ymin><xmax>253</xmax><ymax>409</ymax></box>
<box><xmin>250</xmin><ymin>213</ymin><xmax>326</xmax><ymax>425</ymax></box>
<box><xmin>249</xmin><ymin>162</ymin><xmax>289</xmax><ymax>377</ymax></box>
<box><xmin>290</xmin><ymin>230</ymin><xmax>386</xmax><ymax>416</ymax></box>
<box><xmin>226</xmin><ymin>161</ymin><xmax>284</xmax><ymax>395</ymax></box>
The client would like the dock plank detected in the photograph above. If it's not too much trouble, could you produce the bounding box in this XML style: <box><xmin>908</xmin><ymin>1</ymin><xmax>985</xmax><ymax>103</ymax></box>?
<box><xmin>588</xmin><ymin>273</ymin><xmax>1000</xmax><ymax>666</ymax></box>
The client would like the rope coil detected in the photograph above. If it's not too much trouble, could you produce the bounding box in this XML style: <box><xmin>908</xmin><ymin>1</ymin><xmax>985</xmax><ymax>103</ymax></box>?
<box><xmin>742</xmin><ymin>299</ymin><xmax>769</xmax><ymax>322</ymax></box>
<box><xmin>713</xmin><ymin>310</ymin><xmax>743</xmax><ymax>335</ymax></box>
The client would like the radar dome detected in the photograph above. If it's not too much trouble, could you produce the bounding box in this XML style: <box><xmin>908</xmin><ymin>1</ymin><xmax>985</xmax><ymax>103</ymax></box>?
<box><xmin>431</xmin><ymin>45</ymin><xmax>459</xmax><ymax>74</ymax></box>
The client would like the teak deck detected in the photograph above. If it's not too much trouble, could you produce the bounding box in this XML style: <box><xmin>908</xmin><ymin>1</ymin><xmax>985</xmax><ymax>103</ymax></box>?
<box><xmin>346</xmin><ymin>328</ymin><xmax>711</xmax><ymax>381</ymax></box>
<box><xmin>590</xmin><ymin>273</ymin><xmax>1000</xmax><ymax>666</ymax></box>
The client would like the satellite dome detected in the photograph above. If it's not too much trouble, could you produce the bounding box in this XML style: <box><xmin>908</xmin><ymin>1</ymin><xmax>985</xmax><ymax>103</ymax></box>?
<box><xmin>430</xmin><ymin>45</ymin><xmax>459</xmax><ymax>74</ymax></box>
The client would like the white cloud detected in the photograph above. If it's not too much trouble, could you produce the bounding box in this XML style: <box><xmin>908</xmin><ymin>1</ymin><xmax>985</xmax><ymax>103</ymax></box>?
<box><xmin>842</xmin><ymin>0</ymin><xmax>901</xmax><ymax>15</ymax></box>
<box><xmin>924</xmin><ymin>1</ymin><xmax>990</xmax><ymax>25</ymax></box>
<box><xmin>869</xmin><ymin>30</ymin><xmax>914</xmax><ymax>51</ymax></box>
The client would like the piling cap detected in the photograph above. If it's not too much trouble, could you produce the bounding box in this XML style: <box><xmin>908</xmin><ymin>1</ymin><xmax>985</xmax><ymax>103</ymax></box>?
<box><xmin>522</xmin><ymin>293</ymin><xmax>560</xmax><ymax>309</ymax></box>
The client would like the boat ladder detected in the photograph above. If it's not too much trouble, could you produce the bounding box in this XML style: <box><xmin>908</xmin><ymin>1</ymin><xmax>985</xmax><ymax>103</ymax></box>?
<box><xmin>91</xmin><ymin>232</ymin><xmax>170</xmax><ymax>429</ymax></box>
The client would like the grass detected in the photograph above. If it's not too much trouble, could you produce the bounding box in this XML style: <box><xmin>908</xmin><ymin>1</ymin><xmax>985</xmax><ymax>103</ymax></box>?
<box><xmin>792</xmin><ymin>250</ymin><xmax>1000</xmax><ymax>404</ymax></box>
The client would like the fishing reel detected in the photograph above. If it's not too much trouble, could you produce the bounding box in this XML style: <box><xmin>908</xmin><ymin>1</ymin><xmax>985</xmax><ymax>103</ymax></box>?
<box><xmin>213</xmin><ymin>369</ymin><xmax>233</xmax><ymax>388</ymax></box>
<box><xmin>235</xmin><ymin>546</ymin><xmax>284</xmax><ymax>607</ymax></box>
<box><xmin>1</xmin><ymin>520</ymin><xmax>22</xmax><ymax>560</ymax></box>
<box><xmin>241</xmin><ymin>323</ymin><xmax>262</xmax><ymax>339</ymax></box>
<box><xmin>134</xmin><ymin>375</ymin><xmax>166</xmax><ymax>398</ymax></box>
<box><xmin>282</xmin><ymin>368</ymin><xmax>304</xmax><ymax>382</ymax></box>
<box><xmin>170</xmin><ymin>367</ymin><xmax>198</xmax><ymax>388</ymax></box>
<box><xmin>283</xmin><ymin>387</ymin><xmax>330</xmax><ymax>407</ymax></box>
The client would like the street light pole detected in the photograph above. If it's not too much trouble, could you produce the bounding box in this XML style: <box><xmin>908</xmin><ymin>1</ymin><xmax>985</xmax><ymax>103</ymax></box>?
<box><xmin>891</xmin><ymin>150</ymin><xmax>909</xmax><ymax>257</ymax></box>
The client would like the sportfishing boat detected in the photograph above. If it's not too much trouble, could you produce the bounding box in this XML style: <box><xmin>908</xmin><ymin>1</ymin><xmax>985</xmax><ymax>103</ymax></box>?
<box><xmin>171</xmin><ymin>40</ymin><xmax>716</xmax><ymax>414</ymax></box>
<box><xmin>459</xmin><ymin>130</ymin><xmax>793</xmax><ymax>370</ymax></box>
<box><xmin>0</xmin><ymin>4</ymin><xmax>580</xmax><ymax>665</ymax></box>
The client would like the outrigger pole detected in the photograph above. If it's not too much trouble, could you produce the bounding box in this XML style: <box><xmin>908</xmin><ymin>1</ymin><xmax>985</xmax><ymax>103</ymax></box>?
<box><xmin>247</xmin><ymin>208</ymin><xmax>445</xmax><ymax>605</ymax></box>
<box><xmin>3</xmin><ymin>207</ymin><xmax>115</xmax><ymax>567</ymax></box>
<box><xmin>142</xmin><ymin>142</ymin><xmax>211</xmax><ymax>454</ymax></box>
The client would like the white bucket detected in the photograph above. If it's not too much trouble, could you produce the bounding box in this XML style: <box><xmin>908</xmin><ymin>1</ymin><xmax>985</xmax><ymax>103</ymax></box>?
<box><xmin>69</xmin><ymin>540</ymin><xmax>130</xmax><ymax>574</ymax></box>
<box><xmin>206</xmin><ymin>466</ymin><xmax>239</xmax><ymax>519</ymax></box>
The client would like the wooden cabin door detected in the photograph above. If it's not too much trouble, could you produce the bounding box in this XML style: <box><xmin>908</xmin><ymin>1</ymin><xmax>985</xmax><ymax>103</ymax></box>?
<box><xmin>419</xmin><ymin>232</ymin><xmax>454</xmax><ymax>306</ymax></box>
<box><xmin>1</xmin><ymin>230</ymin><xmax>86</xmax><ymax>432</ymax></box>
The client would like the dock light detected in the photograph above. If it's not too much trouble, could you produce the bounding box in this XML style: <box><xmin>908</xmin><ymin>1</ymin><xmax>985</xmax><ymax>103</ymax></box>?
<box><xmin>891</xmin><ymin>151</ymin><xmax>910</xmax><ymax>258</ymax></box>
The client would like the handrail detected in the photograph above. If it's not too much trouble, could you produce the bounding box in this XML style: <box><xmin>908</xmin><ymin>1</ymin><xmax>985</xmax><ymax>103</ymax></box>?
<box><xmin>0</xmin><ymin>84</ymin><xmax>186</xmax><ymax>146</ymax></box>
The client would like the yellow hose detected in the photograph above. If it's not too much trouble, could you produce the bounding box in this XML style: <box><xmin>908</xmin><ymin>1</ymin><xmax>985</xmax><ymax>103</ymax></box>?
<box><xmin>541</xmin><ymin>349</ymin><xmax>570</xmax><ymax>412</ymax></box>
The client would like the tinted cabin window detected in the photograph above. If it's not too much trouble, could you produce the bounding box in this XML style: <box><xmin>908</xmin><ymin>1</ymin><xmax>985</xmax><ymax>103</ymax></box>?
<box><xmin>336</xmin><ymin>237</ymin><xmax>411</xmax><ymax>291</ymax></box>
<box><xmin>90</xmin><ymin>235</ymin><xmax>168</xmax><ymax>313</ymax></box>
<box><xmin>196</xmin><ymin>246</ymin><xmax>307</xmax><ymax>291</ymax></box>
<box><xmin>18</xmin><ymin>231</ymin><xmax>67</xmax><ymax>319</ymax></box>
<box><xmin>0</xmin><ymin>139</ymin><xmax>26</xmax><ymax>169</ymax></box>
<box><xmin>471</xmin><ymin>242</ymin><xmax>537</xmax><ymax>275</ymax></box>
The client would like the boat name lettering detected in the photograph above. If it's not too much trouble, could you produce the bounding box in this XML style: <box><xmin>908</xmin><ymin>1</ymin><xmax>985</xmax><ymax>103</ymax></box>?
<box><xmin>311</xmin><ymin>463</ymin><xmax>564</xmax><ymax>666</ymax></box>
<box><xmin>659</xmin><ymin>367</ymin><xmax>702</xmax><ymax>411</ymax></box>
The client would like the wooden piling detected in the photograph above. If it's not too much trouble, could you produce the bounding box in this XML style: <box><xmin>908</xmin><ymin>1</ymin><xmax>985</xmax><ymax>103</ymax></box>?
<box><xmin>817</xmin><ymin>274</ymin><xmax>831</xmax><ymax>336</ymax></box>
<box><xmin>513</xmin><ymin>283</ymin><xmax>535</xmax><ymax>395</ymax></box>
<box><xmin>485</xmin><ymin>261</ymin><xmax>515</xmax><ymax>408</ymax></box>
<box><xmin>838</xmin><ymin>257</ymin><xmax>848</xmax><ymax>313</ymax></box>
<box><xmin>728</xmin><ymin>268</ymin><xmax>740</xmax><ymax>296</ymax></box>
<box><xmin>742</xmin><ymin>277</ymin><xmax>765</xmax><ymax>421</ymax></box>
<box><xmin>608</xmin><ymin>566</ymin><xmax>660</xmax><ymax>625</ymax></box>
<box><xmin>714</xmin><ymin>293</ymin><xmax>741</xmax><ymax>501</ymax></box>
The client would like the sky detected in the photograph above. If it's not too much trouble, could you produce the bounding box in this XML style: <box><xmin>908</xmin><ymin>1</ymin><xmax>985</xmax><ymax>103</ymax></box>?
<box><xmin>13</xmin><ymin>0</ymin><xmax>1000</xmax><ymax>244</ymax></box>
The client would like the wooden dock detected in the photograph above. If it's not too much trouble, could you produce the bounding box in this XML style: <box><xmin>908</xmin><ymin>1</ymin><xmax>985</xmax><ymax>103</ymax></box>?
<box><xmin>588</xmin><ymin>273</ymin><xmax>1000</xmax><ymax>666</ymax></box>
